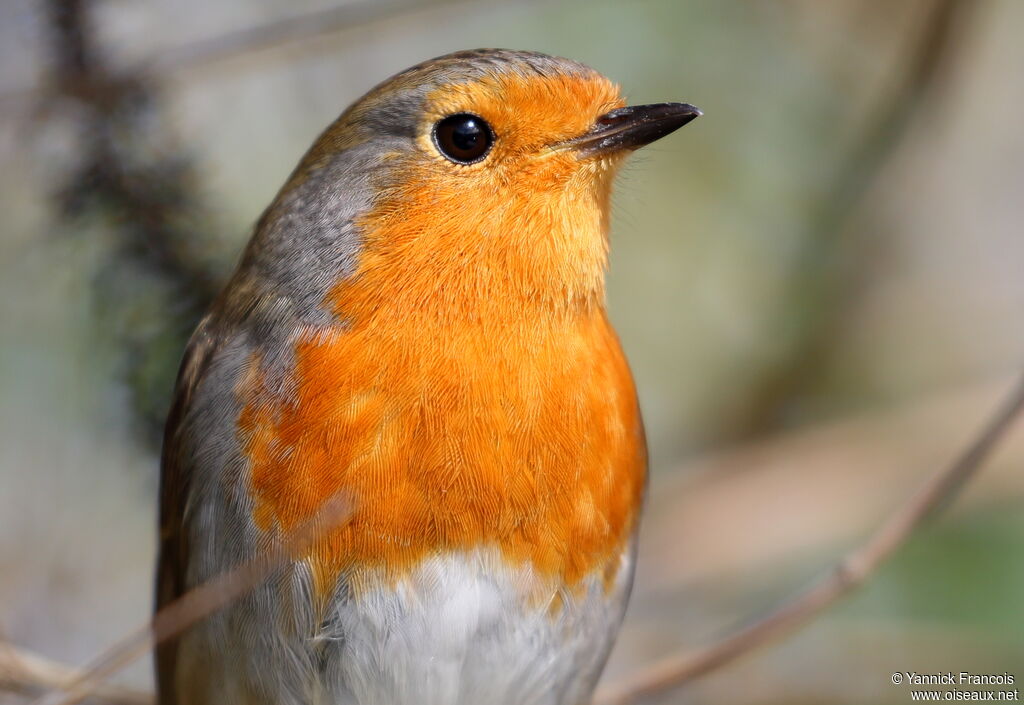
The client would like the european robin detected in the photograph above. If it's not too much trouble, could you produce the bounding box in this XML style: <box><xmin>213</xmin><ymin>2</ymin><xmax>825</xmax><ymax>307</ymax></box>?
<box><xmin>157</xmin><ymin>49</ymin><xmax>699</xmax><ymax>705</ymax></box>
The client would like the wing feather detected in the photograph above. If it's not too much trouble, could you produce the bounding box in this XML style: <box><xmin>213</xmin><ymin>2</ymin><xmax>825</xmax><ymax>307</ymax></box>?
<box><xmin>154</xmin><ymin>316</ymin><xmax>219</xmax><ymax>705</ymax></box>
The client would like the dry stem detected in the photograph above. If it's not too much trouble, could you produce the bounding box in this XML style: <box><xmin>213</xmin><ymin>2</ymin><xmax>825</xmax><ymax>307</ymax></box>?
<box><xmin>27</xmin><ymin>496</ymin><xmax>352</xmax><ymax>705</ymax></box>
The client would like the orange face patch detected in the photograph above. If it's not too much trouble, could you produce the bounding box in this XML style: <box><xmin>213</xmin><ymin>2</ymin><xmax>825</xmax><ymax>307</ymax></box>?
<box><xmin>236</xmin><ymin>69</ymin><xmax>646</xmax><ymax>598</ymax></box>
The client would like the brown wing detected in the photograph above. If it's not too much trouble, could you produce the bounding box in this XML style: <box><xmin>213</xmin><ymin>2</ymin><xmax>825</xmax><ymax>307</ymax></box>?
<box><xmin>154</xmin><ymin>316</ymin><xmax>219</xmax><ymax>705</ymax></box>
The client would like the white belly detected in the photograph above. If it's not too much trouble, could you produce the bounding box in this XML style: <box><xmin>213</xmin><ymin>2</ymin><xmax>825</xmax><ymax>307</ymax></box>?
<box><xmin>176</xmin><ymin>546</ymin><xmax>635</xmax><ymax>705</ymax></box>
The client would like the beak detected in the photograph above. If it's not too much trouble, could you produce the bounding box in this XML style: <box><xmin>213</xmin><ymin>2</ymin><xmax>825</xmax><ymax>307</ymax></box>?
<box><xmin>564</xmin><ymin>102</ymin><xmax>701</xmax><ymax>157</ymax></box>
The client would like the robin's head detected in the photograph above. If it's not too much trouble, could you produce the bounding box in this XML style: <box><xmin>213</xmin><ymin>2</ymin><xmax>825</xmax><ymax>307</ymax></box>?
<box><xmin>247</xmin><ymin>49</ymin><xmax>699</xmax><ymax>322</ymax></box>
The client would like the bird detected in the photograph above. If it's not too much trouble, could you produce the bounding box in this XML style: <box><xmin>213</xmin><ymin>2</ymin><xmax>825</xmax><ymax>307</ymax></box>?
<box><xmin>156</xmin><ymin>48</ymin><xmax>699</xmax><ymax>705</ymax></box>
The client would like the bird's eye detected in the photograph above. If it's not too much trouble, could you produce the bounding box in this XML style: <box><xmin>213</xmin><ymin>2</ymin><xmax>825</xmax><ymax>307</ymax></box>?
<box><xmin>432</xmin><ymin>113</ymin><xmax>494</xmax><ymax>164</ymax></box>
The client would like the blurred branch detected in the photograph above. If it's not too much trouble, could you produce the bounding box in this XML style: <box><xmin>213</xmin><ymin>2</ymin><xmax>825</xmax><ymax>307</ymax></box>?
<box><xmin>595</xmin><ymin>371</ymin><xmax>1024</xmax><ymax>705</ymax></box>
<box><xmin>1</xmin><ymin>0</ymin><xmax>518</xmax><ymax>111</ymax></box>
<box><xmin>47</xmin><ymin>0</ymin><xmax>221</xmax><ymax>290</ymax></box>
<box><xmin>46</xmin><ymin>0</ymin><xmax>221</xmax><ymax>445</ymax></box>
<box><xmin>730</xmin><ymin>0</ymin><xmax>982</xmax><ymax>437</ymax></box>
<box><xmin>0</xmin><ymin>642</ymin><xmax>151</xmax><ymax>705</ymax></box>
<box><xmin>636</xmin><ymin>371</ymin><xmax>1024</xmax><ymax>593</ymax></box>
<box><xmin>26</xmin><ymin>496</ymin><xmax>353</xmax><ymax>705</ymax></box>
<box><xmin>148</xmin><ymin>0</ymin><xmax>494</xmax><ymax>75</ymax></box>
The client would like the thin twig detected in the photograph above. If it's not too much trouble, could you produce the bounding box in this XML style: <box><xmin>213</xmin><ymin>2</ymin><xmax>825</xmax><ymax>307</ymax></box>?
<box><xmin>29</xmin><ymin>496</ymin><xmax>353</xmax><ymax>705</ymax></box>
<box><xmin>595</xmin><ymin>372</ymin><xmax>1024</xmax><ymax>705</ymax></box>
<box><xmin>0</xmin><ymin>0</ymin><xmax>509</xmax><ymax>111</ymax></box>
<box><xmin>0</xmin><ymin>642</ymin><xmax>151</xmax><ymax>705</ymax></box>
<box><xmin>147</xmin><ymin>0</ymin><xmax>491</xmax><ymax>75</ymax></box>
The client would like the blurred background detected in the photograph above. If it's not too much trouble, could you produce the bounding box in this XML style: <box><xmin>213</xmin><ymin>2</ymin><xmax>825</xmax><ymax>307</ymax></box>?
<box><xmin>1</xmin><ymin>0</ymin><xmax>1022</xmax><ymax>703</ymax></box>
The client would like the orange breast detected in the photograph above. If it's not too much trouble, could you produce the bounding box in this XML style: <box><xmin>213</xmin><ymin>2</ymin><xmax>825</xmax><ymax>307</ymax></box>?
<box><xmin>237</xmin><ymin>305</ymin><xmax>645</xmax><ymax>596</ymax></box>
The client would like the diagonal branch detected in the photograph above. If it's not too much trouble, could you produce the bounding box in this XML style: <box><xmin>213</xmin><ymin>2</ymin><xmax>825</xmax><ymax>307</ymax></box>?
<box><xmin>0</xmin><ymin>642</ymin><xmax>151</xmax><ymax>705</ymax></box>
<box><xmin>2</xmin><ymin>0</ymin><xmax>536</xmax><ymax>111</ymax></box>
<box><xmin>595</xmin><ymin>371</ymin><xmax>1024</xmax><ymax>705</ymax></box>
<box><xmin>27</xmin><ymin>496</ymin><xmax>353</xmax><ymax>705</ymax></box>
<box><xmin>147</xmin><ymin>0</ymin><xmax>492</xmax><ymax>75</ymax></box>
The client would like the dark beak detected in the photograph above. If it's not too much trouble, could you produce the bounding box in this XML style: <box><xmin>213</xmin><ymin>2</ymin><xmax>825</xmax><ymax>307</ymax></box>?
<box><xmin>565</xmin><ymin>102</ymin><xmax>701</xmax><ymax>157</ymax></box>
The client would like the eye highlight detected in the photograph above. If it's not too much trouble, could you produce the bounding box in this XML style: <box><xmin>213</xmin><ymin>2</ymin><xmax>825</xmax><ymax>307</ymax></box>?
<box><xmin>432</xmin><ymin>113</ymin><xmax>494</xmax><ymax>164</ymax></box>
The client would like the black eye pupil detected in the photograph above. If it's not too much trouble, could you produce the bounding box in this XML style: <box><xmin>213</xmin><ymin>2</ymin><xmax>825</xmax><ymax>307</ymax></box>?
<box><xmin>433</xmin><ymin>113</ymin><xmax>494</xmax><ymax>164</ymax></box>
<box><xmin>451</xmin><ymin>121</ymin><xmax>481</xmax><ymax>151</ymax></box>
